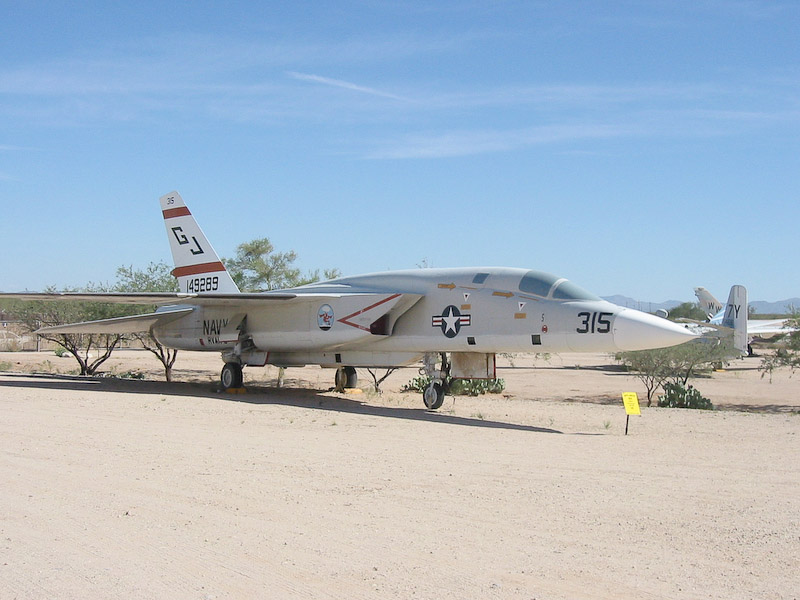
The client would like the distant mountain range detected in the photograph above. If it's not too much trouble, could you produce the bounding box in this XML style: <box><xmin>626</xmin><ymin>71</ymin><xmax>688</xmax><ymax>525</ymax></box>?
<box><xmin>601</xmin><ymin>295</ymin><xmax>800</xmax><ymax>315</ymax></box>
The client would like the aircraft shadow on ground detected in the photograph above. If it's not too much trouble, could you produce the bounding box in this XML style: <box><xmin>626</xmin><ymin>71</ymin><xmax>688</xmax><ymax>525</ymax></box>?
<box><xmin>0</xmin><ymin>373</ymin><xmax>562</xmax><ymax>434</ymax></box>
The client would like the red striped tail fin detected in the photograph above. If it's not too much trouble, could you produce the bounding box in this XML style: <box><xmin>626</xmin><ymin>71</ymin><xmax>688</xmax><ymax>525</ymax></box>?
<box><xmin>159</xmin><ymin>191</ymin><xmax>240</xmax><ymax>294</ymax></box>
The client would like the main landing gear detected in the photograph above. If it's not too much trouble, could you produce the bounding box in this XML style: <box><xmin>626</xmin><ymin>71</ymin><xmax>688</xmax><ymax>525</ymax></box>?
<box><xmin>219</xmin><ymin>336</ymin><xmax>262</xmax><ymax>391</ymax></box>
<box><xmin>218</xmin><ymin>354</ymin><xmax>452</xmax><ymax>411</ymax></box>
<box><xmin>421</xmin><ymin>352</ymin><xmax>449</xmax><ymax>410</ymax></box>
<box><xmin>220</xmin><ymin>362</ymin><xmax>243</xmax><ymax>390</ymax></box>
<box><xmin>334</xmin><ymin>366</ymin><xmax>358</xmax><ymax>392</ymax></box>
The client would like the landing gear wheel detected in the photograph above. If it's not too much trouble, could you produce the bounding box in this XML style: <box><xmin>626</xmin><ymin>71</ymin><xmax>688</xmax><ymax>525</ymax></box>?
<box><xmin>335</xmin><ymin>366</ymin><xmax>358</xmax><ymax>392</ymax></box>
<box><xmin>423</xmin><ymin>382</ymin><xmax>445</xmax><ymax>410</ymax></box>
<box><xmin>221</xmin><ymin>362</ymin><xmax>243</xmax><ymax>390</ymax></box>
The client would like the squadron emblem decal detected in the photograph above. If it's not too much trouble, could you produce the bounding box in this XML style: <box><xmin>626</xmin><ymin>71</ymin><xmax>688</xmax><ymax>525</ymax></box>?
<box><xmin>432</xmin><ymin>305</ymin><xmax>471</xmax><ymax>338</ymax></box>
<box><xmin>317</xmin><ymin>304</ymin><xmax>334</xmax><ymax>331</ymax></box>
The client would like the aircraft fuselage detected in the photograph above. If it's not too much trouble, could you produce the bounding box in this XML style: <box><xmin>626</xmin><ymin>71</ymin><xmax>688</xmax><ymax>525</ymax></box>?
<box><xmin>153</xmin><ymin>267</ymin><xmax>693</xmax><ymax>368</ymax></box>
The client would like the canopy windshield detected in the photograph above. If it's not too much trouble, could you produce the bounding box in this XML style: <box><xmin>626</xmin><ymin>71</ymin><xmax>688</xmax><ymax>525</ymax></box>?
<box><xmin>518</xmin><ymin>270</ymin><xmax>599</xmax><ymax>301</ymax></box>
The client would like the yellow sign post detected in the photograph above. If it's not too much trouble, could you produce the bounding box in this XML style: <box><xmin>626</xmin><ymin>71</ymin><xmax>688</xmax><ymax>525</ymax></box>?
<box><xmin>621</xmin><ymin>392</ymin><xmax>641</xmax><ymax>435</ymax></box>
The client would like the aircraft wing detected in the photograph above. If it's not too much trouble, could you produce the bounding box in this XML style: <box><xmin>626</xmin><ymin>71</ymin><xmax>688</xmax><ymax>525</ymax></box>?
<box><xmin>0</xmin><ymin>291</ymin><xmax>420</xmax><ymax>308</ymax></box>
<box><xmin>674</xmin><ymin>318</ymin><xmax>721</xmax><ymax>335</ymax></box>
<box><xmin>0</xmin><ymin>292</ymin><xmax>296</xmax><ymax>306</ymax></box>
<box><xmin>678</xmin><ymin>317</ymin><xmax>796</xmax><ymax>337</ymax></box>
<box><xmin>747</xmin><ymin>319</ymin><xmax>795</xmax><ymax>336</ymax></box>
<box><xmin>36</xmin><ymin>307</ymin><xmax>195</xmax><ymax>335</ymax></box>
<box><xmin>3</xmin><ymin>291</ymin><xmax>425</xmax><ymax>338</ymax></box>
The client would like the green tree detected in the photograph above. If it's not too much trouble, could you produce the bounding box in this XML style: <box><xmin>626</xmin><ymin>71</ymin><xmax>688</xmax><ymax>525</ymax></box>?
<box><xmin>115</xmin><ymin>261</ymin><xmax>178</xmax><ymax>294</ymax></box>
<box><xmin>10</xmin><ymin>284</ymin><xmax>129</xmax><ymax>375</ymax></box>
<box><xmin>223</xmin><ymin>237</ymin><xmax>340</xmax><ymax>292</ymax></box>
<box><xmin>114</xmin><ymin>261</ymin><xmax>180</xmax><ymax>382</ymax></box>
<box><xmin>616</xmin><ymin>339</ymin><xmax>739</xmax><ymax>406</ymax></box>
<box><xmin>664</xmin><ymin>339</ymin><xmax>739</xmax><ymax>385</ymax></box>
<box><xmin>615</xmin><ymin>347</ymin><xmax>674</xmax><ymax>406</ymax></box>
<box><xmin>667</xmin><ymin>302</ymin><xmax>708</xmax><ymax>322</ymax></box>
<box><xmin>1</xmin><ymin>262</ymin><xmax>180</xmax><ymax>379</ymax></box>
<box><xmin>222</xmin><ymin>238</ymin><xmax>340</xmax><ymax>385</ymax></box>
<box><xmin>760</xmin><ymin>312</ymin><xmax>800</xmax><ymax>380</ymax></box>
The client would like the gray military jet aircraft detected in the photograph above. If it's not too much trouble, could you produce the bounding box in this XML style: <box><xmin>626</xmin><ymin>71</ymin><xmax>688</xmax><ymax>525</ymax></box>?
<box><xmin>3</xmin><ymin>191</ymin><xmax>696</xmax><ymax>409</ymax></box>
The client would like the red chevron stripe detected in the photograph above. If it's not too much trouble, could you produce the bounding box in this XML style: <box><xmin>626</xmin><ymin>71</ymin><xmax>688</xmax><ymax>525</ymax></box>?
<box><xmin>172</xmin><ymin>262</ymin><xmax>227</xmax><ymax>277</ymax></box>
<box><xmin>162</xmin><ymin>206</ymin><xmax>191</xmax><ymax>219</ymax></box>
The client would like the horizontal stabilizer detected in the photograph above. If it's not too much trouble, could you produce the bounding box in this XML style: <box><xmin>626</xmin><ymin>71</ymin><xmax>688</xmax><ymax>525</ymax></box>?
<box><xmin>675</xmin><ymin>318</ymin><xmax>726</xmax><ymax>331</ymax></box>
<box><xmin>747</xmin><ymin>319</ymin><xmax>794</xmax><ymax>336</ymax></box>
<box><xmin>36</xmin><ymin>307</ymin><xmax>194</xmax><ymax>335</ymax></box>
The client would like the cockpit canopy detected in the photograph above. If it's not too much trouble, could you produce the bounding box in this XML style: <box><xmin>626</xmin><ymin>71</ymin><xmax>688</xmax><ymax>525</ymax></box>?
<box><xmin>518</xmin><ymin>270</ymin><xmax>599</xmax><ymax>301</ymax></box>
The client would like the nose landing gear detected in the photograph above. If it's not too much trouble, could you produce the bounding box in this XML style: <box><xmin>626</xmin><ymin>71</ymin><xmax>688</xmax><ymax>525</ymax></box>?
<box><xmin>421</xmin><ymin>352</ymin><xmax>450</xmax><ymax>410</ymax></box>
<box><xmin>423</xmin><ymin>380</ymin><xmax>446</xmax><ymax>409</ymax></box>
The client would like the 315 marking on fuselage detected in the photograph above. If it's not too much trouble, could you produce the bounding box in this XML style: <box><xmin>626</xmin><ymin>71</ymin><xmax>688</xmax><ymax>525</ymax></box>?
<box><xmin>577</xmin><ymin>311</ymin><xmax>613</xmax><ymax>334</ymax></box>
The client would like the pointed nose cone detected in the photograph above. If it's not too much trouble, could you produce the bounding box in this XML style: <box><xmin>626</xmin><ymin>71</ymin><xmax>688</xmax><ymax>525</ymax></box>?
<box><xmin>613</xmin><ymin>308</ymin><xmax>698</xmax><ymax>351</ymax></box>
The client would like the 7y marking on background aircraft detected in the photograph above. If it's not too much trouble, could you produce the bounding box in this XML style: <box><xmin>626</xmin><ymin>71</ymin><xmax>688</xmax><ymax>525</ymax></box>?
<box><xmin>1</xmin><ymin>192</ymin><xmax>697</xmax><ymax>409</ymax></box>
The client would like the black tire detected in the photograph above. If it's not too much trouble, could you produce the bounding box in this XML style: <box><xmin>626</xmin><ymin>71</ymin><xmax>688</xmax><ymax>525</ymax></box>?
<box><xmin>221</xmin><ymin>362</ymin><xmax>243</xmax><ymax>389</ymax></box>
<box><xmin>423</xmin><ymin>382</ymin><xmax>445</xmax><ymax>410</ymax></box>
<box><xmin>335</xmin><ymin>366</ymin><xmax>357</xmax><ymax>391</ymax></box>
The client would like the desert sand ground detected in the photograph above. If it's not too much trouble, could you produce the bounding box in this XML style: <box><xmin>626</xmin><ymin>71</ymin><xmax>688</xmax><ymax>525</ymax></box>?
<box><xmin>1</xmin><ymin>349</ymin><xmax>798</xmax><ymax>599</ymax></box>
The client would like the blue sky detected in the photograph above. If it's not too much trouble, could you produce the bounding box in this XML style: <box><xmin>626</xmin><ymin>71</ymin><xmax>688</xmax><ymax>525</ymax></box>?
<box><xmin>2</xmin><ymin>1</ymin><xmax>798</xmax><ymax>303</ymax></box>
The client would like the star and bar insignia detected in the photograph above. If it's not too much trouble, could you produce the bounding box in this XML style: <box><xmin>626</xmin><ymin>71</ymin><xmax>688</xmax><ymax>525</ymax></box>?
<box><xmin>432</xmin><ymin>305</ymin><xmax>471</xmax><ymax>338</ymax></box>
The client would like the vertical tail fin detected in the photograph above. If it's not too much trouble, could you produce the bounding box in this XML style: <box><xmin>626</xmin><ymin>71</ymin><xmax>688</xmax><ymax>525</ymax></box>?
<box><xmin>160</xmin><ymin>191</ymin><xmax>240</xmax><ymax>294</ymax></box>
<box><xmin>694</xmin><ymin>286</ymin><xmax>723</xmax><ymax>318</ymax></box>
<box><xmin>721</xmin><ymin>285</ymin><xmax>748</xmax><ymax>355</ymax></box>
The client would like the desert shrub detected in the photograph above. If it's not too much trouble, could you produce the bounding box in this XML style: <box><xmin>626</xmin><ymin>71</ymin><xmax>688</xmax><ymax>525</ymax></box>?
<box><xmin>449</xmin><ymin>378</ymin><xmax>505</xmax><ymax>396</ymax></box>
<box><xmin>0</xmin><ymin>361</ymin><xmax>12</xmax><ymax>371</ymax></box>
<box><xmin>53</xmin><ymin>345</ymin><xmax>68</xmax><ymax>358</ymax></box>
<box><xmin>401</xmin><ymin>375</ymin><xmax>431</xmax><ymax>393</ymax></box>
<box><xmin>118</xmin><ymin>370</ymin><xmax>145</xmax><ymax>379</ymax></box>
<box><xmin>102</xmin><ymin>368</ymin><xmax>145</xmax><ymax>380</ymax></box>
<box><xmin>760</xmin><ymin>312</ymin><xmax>800</xmax><ymax>380</ymax></box>
<box><xmin>401</xmin><ymin>376</ymin><xmax>505</xmax><ymax>396</ymax></box>
<box><xmin>616</xmin><ymin>339</ymin><xmax>738</xmax><ymax>406</ymax></box>
<box><xmin>657</xmin><ymin>382</ymin><xmax>713</xmax><ymax>410</ymax></box>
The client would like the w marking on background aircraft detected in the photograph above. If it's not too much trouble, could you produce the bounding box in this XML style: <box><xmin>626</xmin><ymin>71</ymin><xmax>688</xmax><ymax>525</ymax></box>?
<box><xmin>2</xmin><ymin>192</ymin><xmax>697</xmax><ymax>409</ymax></box>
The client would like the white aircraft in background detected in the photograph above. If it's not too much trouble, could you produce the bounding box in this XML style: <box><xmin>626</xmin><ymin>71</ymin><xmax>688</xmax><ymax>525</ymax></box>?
<box><xmin>684</xmin><ymin>285</ymin><xmax>796</xmax><ymax>356</ymax></box>
<box><xmin>694</xmin><ymin>286</ymin><xmax>795</xmax><ymax>351</ymax></box>
<box><xmin>1</xmin><ymin>192</ymin><xmax>697</xmax><ymax>409</ymax></box>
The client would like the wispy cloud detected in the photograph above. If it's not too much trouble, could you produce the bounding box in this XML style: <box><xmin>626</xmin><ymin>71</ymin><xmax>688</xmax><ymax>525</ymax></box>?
<box><xmin>287</xmin><ymin>71</ymin><xmax>412</xmax><ymax>102</ymax></box>
<box><xmin>363</xmin><ymin>101</ymin><xmax>800</xmax><ymax>159</ymax></box>
<box><xmin>1</xmin><ymin>30</ymin><xmax>798</xmax><ymax>158</ymax></box>
<box><xmin>364</xmin><ymin>123</ymin><xmax>636</xmax><ymax>159</ymax></box>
